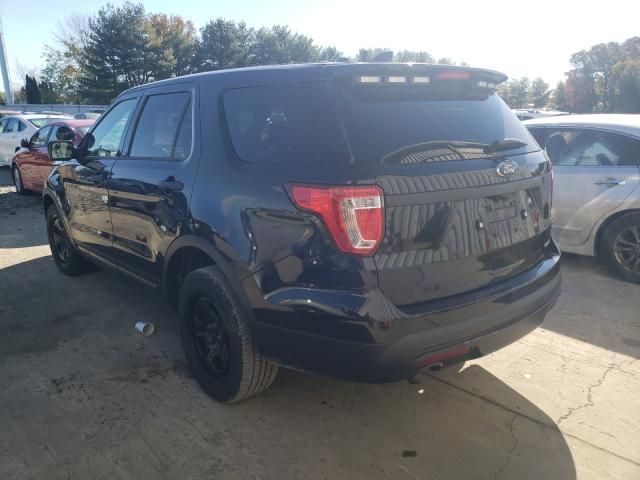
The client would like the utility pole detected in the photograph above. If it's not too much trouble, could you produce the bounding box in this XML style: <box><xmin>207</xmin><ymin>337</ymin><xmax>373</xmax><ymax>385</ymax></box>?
<box><xmin>0</xmin><ymin>17</ymin><xmax>14</xmax><ymax>105</ymax></box>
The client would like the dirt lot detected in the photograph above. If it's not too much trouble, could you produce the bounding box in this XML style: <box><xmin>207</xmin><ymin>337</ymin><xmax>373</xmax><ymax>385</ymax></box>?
<box><xmin>0</xmin><ymin>166</ymin><xmax>639</xmax><ymax>480</ymax></box>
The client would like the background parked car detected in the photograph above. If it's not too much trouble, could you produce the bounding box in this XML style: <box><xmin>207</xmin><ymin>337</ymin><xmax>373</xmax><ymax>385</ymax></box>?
<box><xmin>11</xmin><ymin>119</ymin><xmax>94</xmax><ymax>194</ymax></box>
<box><xmin>514</xmin><ymin>108</ymin><xmax>570</xmax><ymax>121</ymax></box>
<box><xmin>525</xmin><ymin>114</ymin><xmax>640</xmax><ymax>282</ymax></box>
<box><xmin>0</xmin><ymin>114</ymin><xmax>72</xmax><ymax>166</ymax></box>
<box><xmin>0</xmin><ymin>109</ymin><xmax>21</xmax><ymax>119</ymax></box>
<box><xmin>73</xmin><ymin>109</ymin><xmax>105</xmax><ymax>120</ymax></box>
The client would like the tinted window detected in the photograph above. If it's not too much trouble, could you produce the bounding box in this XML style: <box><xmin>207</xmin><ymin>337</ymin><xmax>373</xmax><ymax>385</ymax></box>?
<box><xmin>129</xmin><ymin>92</ymin><xmax>191</xmax><ymax>159</ymax></box>
<box><xmin>30</xmin><ymin>126</ymin><xmax>53</xmax><ymax>148</ymax></box>
<box><xmin>223</xmin><ymin>82</ymin><xmax>350</xmax><ymax>165</ymax></box>
<box><xmin>339</xmin><ymin>88</ymin><xmax>535</xmax><ymax>163</ymax></box>
<box><xmin>527</xmin><ymin>127</ymin><xmax>551</xmax><ymax>148</ymax></box>
<box><xmin>87</xmin><ymin>99</ymin><xmax>137</xmax><ymax>158</ymax></box>
<box><xmin>173</xmin><ymin>101</ymin><xmax>193</xmax><ymax>160</ymax></box>
<box><xmin>541</xmin><ymin>129</ymin><xmax>638</xmax><ymax>166</ymax></box>
<box><xmin>5</xmin><ymin>118</ymin><xmax>20</xmax><ymax>133</ymax></box>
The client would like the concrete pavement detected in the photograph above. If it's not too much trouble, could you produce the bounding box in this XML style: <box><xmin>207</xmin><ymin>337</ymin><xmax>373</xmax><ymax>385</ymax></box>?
<box><xmin>1</xmin><ymin>166</ymin><xmax>638</xmax><ymax>480</ymax></box>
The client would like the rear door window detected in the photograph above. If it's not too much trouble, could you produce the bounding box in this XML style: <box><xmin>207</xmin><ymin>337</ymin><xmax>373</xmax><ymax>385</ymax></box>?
<box><xmin>5</xmin><ymin>118</ymin><xmax>20</xmax><ymax>133</ymax></box>
<box><xmin>223</xmin><ymin>82</ymin><xmax>351</xmax><ymax>165</ymax></box>
<box><xmin>539</xmin><ymin>128</ymin><xmax>638</xmax><ymax>166</ymax></box>
<box><xmin>172</xmin><ymin>101</ymin><xmax>193</xmax><ymax>160</ymax></box>
<box><xmin>129</xmin><ymin>92</ymin><xmax>191</xmax><ymax>159</ymax></box>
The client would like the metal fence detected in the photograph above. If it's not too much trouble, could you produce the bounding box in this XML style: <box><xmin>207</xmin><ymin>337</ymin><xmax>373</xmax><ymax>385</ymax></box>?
<box><xmin>3</xmin><ymin>104</ymin><xmax>108</xmax><ymax>115</ymax></box>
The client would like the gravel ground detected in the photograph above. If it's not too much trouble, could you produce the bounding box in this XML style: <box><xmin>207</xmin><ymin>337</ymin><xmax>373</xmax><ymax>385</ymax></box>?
<box><xmin>0</xmin><ymin>166</ymin><xmax>40</xmax><ymax>214</ymax></box>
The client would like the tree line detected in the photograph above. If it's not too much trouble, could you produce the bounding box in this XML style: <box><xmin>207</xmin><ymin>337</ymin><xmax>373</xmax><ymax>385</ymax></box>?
<box><xmin>7</xmin><ymin>2</ymin><xmax>640</xmax><ymax>113</ymax></box>
<box><xmin>9</xmin><ymin>2</ymin><xmax>450</xmax><ymax>105</ymax></box>
<box><xmin>497</xmin><ymin>36</ymin><xmax>640</xmax><ymax>113</ymax></box>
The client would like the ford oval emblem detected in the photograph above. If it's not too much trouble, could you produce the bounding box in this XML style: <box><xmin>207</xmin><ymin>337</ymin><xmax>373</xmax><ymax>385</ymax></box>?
<box><xmin>496</xmin><ymin>160</ymin><xmax>519</xmax><ymax>177</ymax></box>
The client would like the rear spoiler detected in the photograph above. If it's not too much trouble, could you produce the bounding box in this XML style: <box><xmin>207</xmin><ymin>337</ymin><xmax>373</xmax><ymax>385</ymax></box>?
<box><xmin>332</xmin><ymin>63</ymin><xmax>508</xmax><ymax>89</ymax></box>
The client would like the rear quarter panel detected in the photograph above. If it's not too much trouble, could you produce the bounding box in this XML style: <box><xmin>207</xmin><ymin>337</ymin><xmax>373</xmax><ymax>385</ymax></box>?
<box><xmin>188</xmin><ymin>73</ymin><xmax>380</xmax><ymax>296</ymax></box>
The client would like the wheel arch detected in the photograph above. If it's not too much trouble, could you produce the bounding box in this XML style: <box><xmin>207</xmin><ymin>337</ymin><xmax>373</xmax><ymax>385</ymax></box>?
<box><xmin>594</xmin><ymin>208</ymin><xmax>640</xmax><ymax>256</ymax></box>
<box><xmin>162</xmin><ymin>235</ymin><xmax>254</xmax><ymax>312</ymax></box>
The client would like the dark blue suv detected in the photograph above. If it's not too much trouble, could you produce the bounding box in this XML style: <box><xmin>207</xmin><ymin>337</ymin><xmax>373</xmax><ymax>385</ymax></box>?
<box><xmin>43</xmin><ymin>63</ymin><xmax>560</xmax><ymax>402</ymax></box>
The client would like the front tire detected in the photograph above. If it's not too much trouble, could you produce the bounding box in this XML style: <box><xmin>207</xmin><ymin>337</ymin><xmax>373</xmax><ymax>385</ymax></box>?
<box><xmin>179</xmin><ymin>266</ymin><xmax>278</xmax><ymax>403</ymax></box>
<box><xmin>602</xmin><ymin>213</ymin><xmax>640</xmax><ymax>283</ymax></box>
<box><xmin>46</xmin><ymin>206</ymin><xmax>94</xmax><ymax>276</ymax></box>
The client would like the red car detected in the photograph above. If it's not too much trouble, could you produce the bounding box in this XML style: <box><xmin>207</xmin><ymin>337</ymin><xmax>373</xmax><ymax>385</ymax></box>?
<box><xmin>11</xmin><ymin>119</ymin><xmax>94</xmax><ymax>194</ymax></box>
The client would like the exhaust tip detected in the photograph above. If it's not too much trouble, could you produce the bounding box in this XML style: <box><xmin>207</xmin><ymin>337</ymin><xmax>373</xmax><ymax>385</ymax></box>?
<box><xmin>426</xmin><ymin>362</ymin><xmax>444</xmax><ymax>372</ymax></box>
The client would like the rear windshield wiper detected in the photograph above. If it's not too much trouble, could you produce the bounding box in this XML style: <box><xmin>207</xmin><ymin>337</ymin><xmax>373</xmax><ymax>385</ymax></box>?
<box><xmin>483</xmin><ymin>138</ymin><xmax>528</xmax><ymax>154</ymax></box>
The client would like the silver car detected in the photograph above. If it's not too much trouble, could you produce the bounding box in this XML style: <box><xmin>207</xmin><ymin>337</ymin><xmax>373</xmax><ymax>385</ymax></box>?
<box><xmin>524</xmin><ymin>115</ymin><xmax>640</xmax><ymax>283</ymax></box>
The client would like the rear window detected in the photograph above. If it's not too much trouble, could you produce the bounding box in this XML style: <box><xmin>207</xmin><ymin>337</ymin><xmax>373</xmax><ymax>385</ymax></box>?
<box><xmin>338</xmin><ymin>86</ymin><xmax>537</xmax><ymax>163</ymax></box>
<box><xmin>223</xmin><ymin>82</ymin><xmax>351</xmax><ymax>166</ymax></box>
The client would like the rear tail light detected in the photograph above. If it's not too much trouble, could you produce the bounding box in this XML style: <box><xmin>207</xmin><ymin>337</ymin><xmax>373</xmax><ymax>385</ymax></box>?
<box><xmin>288</xmin><ymin>184</ymin><xmax>385</xmax><ymax>256</ymax></box>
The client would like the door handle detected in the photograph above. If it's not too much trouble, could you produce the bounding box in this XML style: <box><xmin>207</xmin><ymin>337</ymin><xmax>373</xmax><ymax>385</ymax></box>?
<box><xmin>594</xmin><ymin>178</ymin><xmax>625</xmax><ymax>186</ymax></box>
<box><xmin>158</xmin><ymin>179</ymin><xmax>184</xmax><ymax>192</ymax></box>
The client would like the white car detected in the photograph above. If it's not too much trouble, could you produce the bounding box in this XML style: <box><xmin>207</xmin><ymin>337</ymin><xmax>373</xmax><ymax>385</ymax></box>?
<box><xmin>0</xmin><ymin>114</ymin><xmax>72</xmax><ymax>166</ymax></box>
<box><xmin>524</xmin><ymin>114</ymin><xmax>640</xmax><ymax>283</ymax></box>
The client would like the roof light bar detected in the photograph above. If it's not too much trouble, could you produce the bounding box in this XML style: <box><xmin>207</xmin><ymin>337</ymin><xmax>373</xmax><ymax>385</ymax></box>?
<box><xmin>412</xmin><ymin>76</ymin><xmax>430</xmax><ymax>84</ymax></box>
<box><xmin>437</xmin><ymin>70</ymin><xmax>471</xmax><ymax>80</ymax></box>
<box><xmin>356</xmin><ymin>75</ymin><xmax>382</xmax><ymax>84</ymax></box>
<box><xmin>477</xmin><ymin>80</ymin><xmax>498</xmax><ymax>89</ymax></box>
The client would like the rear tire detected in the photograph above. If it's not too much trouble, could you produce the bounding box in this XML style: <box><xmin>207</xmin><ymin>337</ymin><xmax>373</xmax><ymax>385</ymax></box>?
<box><xmin>12</xmin><ymin>165</ymin><xmax>27</xmax><ymax>195</ymax></box>
<box><xmin>179</xmin><ymin>266</ymin><xmax>278</xmax><ymax>403</ymax></box>
<box><xmin>602</xmin><ymin>213</ymin><xmax>640</xmax><ymax>283</ymax></box>
<box><xmin>46</xmin><ymin>205</ymin><xmax>94</xmax><ymax>276</ymax></box>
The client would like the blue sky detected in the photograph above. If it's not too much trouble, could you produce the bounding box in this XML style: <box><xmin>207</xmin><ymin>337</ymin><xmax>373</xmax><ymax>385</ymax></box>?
<box><xmin>2</xmin><ymin>0</ymin><xmax>640</xmax><ymax>90</ymax></box>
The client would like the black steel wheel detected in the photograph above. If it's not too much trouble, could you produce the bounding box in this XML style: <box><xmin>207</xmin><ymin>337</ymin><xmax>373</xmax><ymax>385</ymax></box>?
<box><xmin>192</xmin><ymin>297</ymin><xmax>231</xmax><ymax>377</ymax></box>
<box><xmin>179</xmin><ymin>266</ymin><xmax>278</xmax><ymax>402</ymax></box>
<box><xmin>46</xmin><ymin>206</ymin><xmax>94</xmax><ymax>276</ymax></box>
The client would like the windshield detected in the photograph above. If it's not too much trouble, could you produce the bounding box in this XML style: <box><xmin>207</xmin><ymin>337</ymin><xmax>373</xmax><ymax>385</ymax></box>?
<box><xmin>339</xmin><ymin>89</ymin><xmax>537</xmax><ymax>164</ymax></box>
<box><xmin>28</xmin><ymin>117</ymin><xmax>60</xmax><ymax>128</ymax></box>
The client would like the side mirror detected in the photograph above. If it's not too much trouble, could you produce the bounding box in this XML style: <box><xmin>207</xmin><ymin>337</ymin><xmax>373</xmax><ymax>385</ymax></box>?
<box><xmin>83</xmin><ymin>132</ymin><xmax>95</xmax><ymax>149</ymax></box>
<box><xmin>48</xmin><ymin>140</ymin><xmax>74</xmax><ymax>162</ymax></box>
<box><xmin>20</xmin><ymin>138</ymin><xmax>29</xmax><ymax>148</ymax></box>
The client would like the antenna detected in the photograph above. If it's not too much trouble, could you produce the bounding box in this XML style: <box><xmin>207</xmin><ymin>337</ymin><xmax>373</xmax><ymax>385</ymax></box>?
<box><xmin>0</xmin><ymin>16</ymin><xmax>13</xmax><ymax>104</ymax></box>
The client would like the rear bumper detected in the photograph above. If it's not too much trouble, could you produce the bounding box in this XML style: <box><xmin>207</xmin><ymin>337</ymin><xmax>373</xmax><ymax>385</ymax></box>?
<box><xmin>250</xmin><ymin>243</ymin><xmax>561</xmax><ymax>383</ymax></box>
